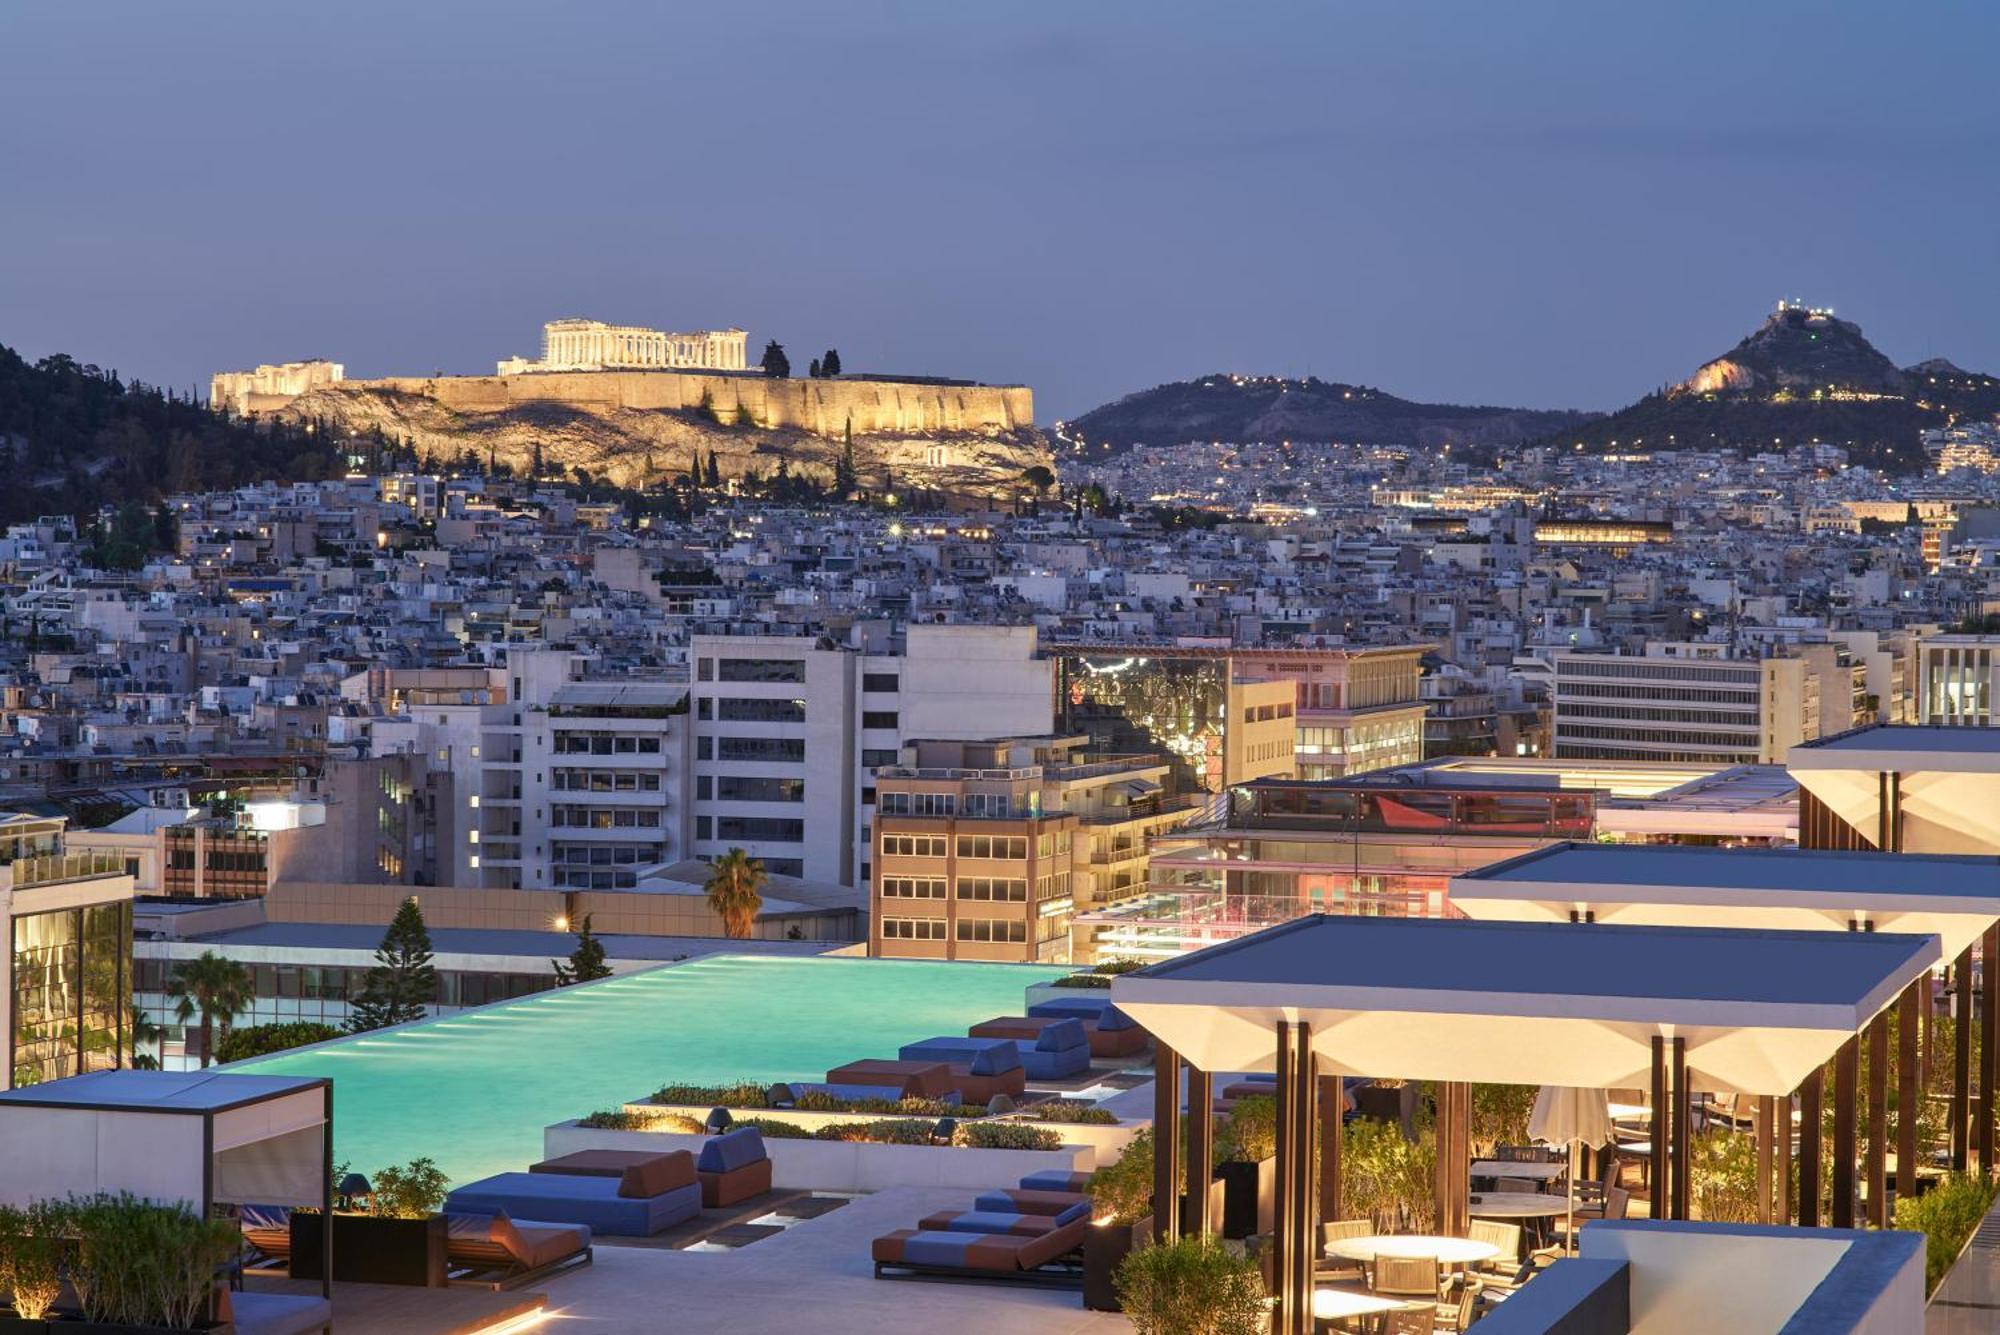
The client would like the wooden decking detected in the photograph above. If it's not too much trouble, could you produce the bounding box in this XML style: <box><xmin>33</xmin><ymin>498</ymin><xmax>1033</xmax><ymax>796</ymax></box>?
<box><xmin>244</xmin><ymin>1275</ymin><xmax>545</xmax><ymax>1335</ymax></box>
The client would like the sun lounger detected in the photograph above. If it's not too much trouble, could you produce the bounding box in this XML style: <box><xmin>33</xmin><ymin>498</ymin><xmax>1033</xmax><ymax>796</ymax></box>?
<box><xmin>444</xmin><ymin>1210</ymin><xmax>593</xmax><ymax>1289</ymax></box>
<box><xmin>697</xmin><ymin>1127</ymin><xmax>774</xmax><ymax>1207</ymax></box>
<box><xmin>824</xmin><ymin>1059</ymin><xmax>957</xmax><ymax>1098</ymax></box>
<box><xmin>966</xmin><ymin>1017</ymin><xmax>1092</xmax><ymax>1080</ymax></box>
<box><xmin>529</xmin><ymin>1149</ymin><xmax>669</xmax><ymax>1177</ymax></box>
<box><xmin>444</xmin><ymin>1153</ymin><xmax>700</xmax><ymax>1237</ymax></box>
<box><xmin>240</xmin><ymin>1204</ymin><xmax>293</xmax><ymax>1267</ymax></box>
<box><xmin>225</xmin><ymin>1289</ymin><xmax>333</xmax><ymax>1335</ymax></box>
<box><xmin>873</xmin><ymin>1218</ymin><xmax>1089</xmax><ymax>1285</ymax></box>
<box><xmin>918</xmin><ymin>1209</ymin><xmax>1071</xmax><ymax>1237</ymax></box>
<box><xmin>1018</xmin><ymin>1169</ymin><xmax>1094</xmax><ymax>1194</ymax></box>
<box><xmin>1026</xmin><ymin>996</ymin><xmax>1150</xmax><ymax>1057</ymax></box>
<box><xmin>898</xmin><ymin>1037</ymin><xmax>1028</xmax><ymax>1102</ymax></box>
<box><xmin>972</xmin><ymin>1187</ymin><xmax>1091</xmax><ymax>1217</ymax></box>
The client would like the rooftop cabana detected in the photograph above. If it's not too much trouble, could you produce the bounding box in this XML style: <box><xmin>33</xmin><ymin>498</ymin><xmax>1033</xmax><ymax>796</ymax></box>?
<box><xmin>0</xmin><ymin>1070</ymin><xmax>333</xmax><ymax>1302</ymax></box>
<box><xmin>1453</xmin><ymin>841</ymin><xmax>2000</xmax><ymax>1224</ymax></box>
<box><xmin>1113</xmin><ymin>915</ymin><xmax>1937</xmax><ymax>1335</ymax></box>
<box><xmin>1789</xmin><ymin>724</ymin><xmax>2000</xmax><ymax>855</ymax></box>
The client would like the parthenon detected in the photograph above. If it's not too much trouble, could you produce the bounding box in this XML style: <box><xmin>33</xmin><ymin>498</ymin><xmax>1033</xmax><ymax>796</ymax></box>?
<box><xmin>497</xmin><ymin>318</ymin><xmax>748</xmax><ymax>375</ymax></box>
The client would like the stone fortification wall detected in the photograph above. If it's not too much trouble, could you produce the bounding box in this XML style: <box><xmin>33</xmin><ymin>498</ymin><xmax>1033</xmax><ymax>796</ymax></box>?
<box><xmin>346</xmin><ymin>369</ymin><xmax>1033</xmax><ymax>439</ymax></box>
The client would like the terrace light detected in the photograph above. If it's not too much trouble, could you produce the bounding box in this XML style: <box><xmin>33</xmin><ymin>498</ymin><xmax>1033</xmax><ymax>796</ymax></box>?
<box><xmin>705</xmin><ymin>1107</ymin><xmax>734</xmax><ymax>1135</ymax></box>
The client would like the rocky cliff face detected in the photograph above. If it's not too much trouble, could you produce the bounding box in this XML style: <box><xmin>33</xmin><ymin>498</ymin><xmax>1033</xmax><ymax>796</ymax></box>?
<box><xmin>1669</xmin><ymin>306</ymin><xmax>1909</xmax><ymax>400</ymax></box>
<box><xmin>274</xmin><ymin>383</ymin><xmax>1052</xmax><ymax>492</ymax></box>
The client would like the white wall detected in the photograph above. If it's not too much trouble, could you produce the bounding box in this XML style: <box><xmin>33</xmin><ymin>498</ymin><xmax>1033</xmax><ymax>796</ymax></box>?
<box><xmin>1585</xmin><ymin>1226</ymin><xmax>1848</xmax><ymax>1335</ymax></box>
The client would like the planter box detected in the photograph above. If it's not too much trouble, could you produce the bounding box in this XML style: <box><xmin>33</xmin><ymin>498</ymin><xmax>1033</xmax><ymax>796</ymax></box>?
<box><xmin>290</xmin><ymin>1212</ymin><xmax>446</xmax><ymax>1288</ymax></box>
<box><xmin>633</xmin><ymin>1100</ymin><xmax>1139</xmax><ymax>1159</ymax></box>
<box><xmin>546</xmin><ymin>1120</ymin><xmax>1092</xmax><ymax>1193</ymax></box>
<box><xmin>1215</xmin><ymin>1157</ymin><xmax>1275</xmax><ymax>1239</ymax></box>
<box><xmin>13</xmin><ymin>1323</ymin><xmax>230</xmax><ymax>1334</ymax></box>
<box><xmin>1083</xmin><ymin>1215</ymin><xmax>1153</xmax><ymax>1312</ymax></box>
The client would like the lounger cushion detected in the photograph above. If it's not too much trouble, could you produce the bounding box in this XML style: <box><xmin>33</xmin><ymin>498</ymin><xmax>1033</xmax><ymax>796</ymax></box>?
<box><xmin>825</xmin><ymin>1059</ymin><xmax>956</xmax><ymax>1097</ymax></box>
<box><xmin>697</xmin><ymin>1127</ymin><xmax>768</xmax><ymax>1174</ymax></box>
<box><xmin>899</xmin><ymin>1036</ymin><xmax>1022</xmax><ymax>1075</ymax></box>
<box><xmin>918</xmin><ymin>1209</ymin><xmax>1063</xmax><ymax>1237</ymax></box>
<box><xmin>974</xmin><ymin>1188</ymin><xmax>1090</xmax><ymax>1216</ymax></box>
<box><xmin>229</xmin><ymin>1291</ymin><xmax>334</xmax><ymax>1335</ymax></box>
<box><xmin>494</xmin><ymin>1214</ymin><xmax>592</xmax><ymax>1268</ymax></box>
<box><xmin>873</xmin><ymin>1221</ymin><xmax>1088</xmax><ymax>1272</ymax></box>
<box><xmin>1030</xmin><ymin>996</ymin><xmax>1141</xmax><ymax>1031</ymax></box>
<box><xmin>618</xmin><ymin>1150</ymin><xmax>697</xmax><ymax>1198</ymax></box>
<box><xmin>445</xmin><ymin>1172</ymin><xmax>698</xmax><ymax>1237</ymax></box>
<box><xmin>1019</xmin><ymin>1170</ymin><xmax>1094</xmax><ymax>1194</ymax></box>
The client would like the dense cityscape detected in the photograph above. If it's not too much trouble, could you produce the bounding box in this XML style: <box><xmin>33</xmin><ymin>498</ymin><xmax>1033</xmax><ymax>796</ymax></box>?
<box><xmin>4</xmin><ymin>5</ymin><xmax>2000</xmax><ymax>1334</ymax></box>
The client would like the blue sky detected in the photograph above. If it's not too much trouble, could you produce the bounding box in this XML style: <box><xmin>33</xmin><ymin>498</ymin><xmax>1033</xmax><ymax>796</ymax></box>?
<box><xmin>4</xmin><ymin>1</ymin><xmax>1996</xmax><ymax>418</ymax></box>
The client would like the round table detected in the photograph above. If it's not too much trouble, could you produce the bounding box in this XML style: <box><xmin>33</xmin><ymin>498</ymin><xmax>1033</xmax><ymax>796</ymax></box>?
<box><xmin>1311</xmin><ymin>1288</ymin><xmax>1423</xmax><ymax>1320</ymax></box>
<box><xmin>1469</xmin><ymin>1192</ymin><xmax>1569</xmax><ymax>1220</ymax></box>
<box><xmin>1324</xmin><ymin>1235</ymin><xmax>1500</xmax><ymax>1266</ymax></box>
<box><xmin>1469</xmin><ymin>1160</ymin><xmax>1567</xmax><ymax>1182</ymax></box>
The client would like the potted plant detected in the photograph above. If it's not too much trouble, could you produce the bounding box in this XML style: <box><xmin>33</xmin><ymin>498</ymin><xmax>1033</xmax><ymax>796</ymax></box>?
<box><xmin>1214</xmin><ymin>1095</ymin><xmax>1277</xmax><ymax>1239</ymax></box>
<box><xmin>1114</xmin><ymin>1235</ymin><xmax>1269</xmax><ymax>1335</ymax></box>
<box><xmin>292</xmin><ymin>1157</ymin><xmax>450</xmax><ymax>1288</ymax></box>
<box><xmin>1083</xmin><ymin>1128</ymin><xmax>1158</xmax><ymax>1312</ymax></box>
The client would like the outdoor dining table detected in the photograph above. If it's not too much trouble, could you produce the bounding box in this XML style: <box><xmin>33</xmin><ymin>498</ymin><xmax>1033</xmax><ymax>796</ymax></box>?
<box><xmin>1468</xmin><ymin>1192</ymin><xmax>1569</xmax><ymax>1220</ymax></box>
<box><xmin>1469</xmin><ymin>1159</ymin><xmax>1566</xmax><ymax>1182</ymax></box>
<box><xmin>1311</xmin><ymin>1285</ymin><xmax>1426</xmax><ymax>1333</ymax></box>
<box><xmin>1324</xmin><ymin>1234</ymin><xmax>1501</xmax><ymax>1267</ymax></box>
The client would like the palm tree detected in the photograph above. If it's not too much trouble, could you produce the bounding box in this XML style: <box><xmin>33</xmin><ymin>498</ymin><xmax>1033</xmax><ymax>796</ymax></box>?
<box><xmin>704</xmin><ymin>848</ymin><xmax>766</xmax><ymax>939</ymax></box>
<box><xmin>167</xmin><ymin>951</ymin><xmax>252</xmax><ymax>1068</ymax></box>
<box><xmin>130</xmin><ymin>1008</ymin><xmax>165</xmax><ymax>1070</ymax></box>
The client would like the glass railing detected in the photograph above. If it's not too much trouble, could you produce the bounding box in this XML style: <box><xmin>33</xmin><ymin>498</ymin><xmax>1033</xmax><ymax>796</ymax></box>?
<box><xmin>5</xmin><ymin>851</ymin><xmax>130</xmax><ymax>890</ymax></box>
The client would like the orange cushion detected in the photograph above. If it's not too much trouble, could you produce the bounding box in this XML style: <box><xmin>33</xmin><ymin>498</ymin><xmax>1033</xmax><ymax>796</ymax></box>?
<box><xmin>617</xmin><ymin>1150</ymin><xmax>697</xmax><ymax>1198</ymax></box>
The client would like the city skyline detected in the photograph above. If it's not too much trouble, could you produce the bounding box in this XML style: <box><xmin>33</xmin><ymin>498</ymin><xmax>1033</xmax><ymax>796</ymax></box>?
<box><xmin>4</xmin><ymin>1</ymin><xmax>1999</xmax><ymax>418</ymax></box>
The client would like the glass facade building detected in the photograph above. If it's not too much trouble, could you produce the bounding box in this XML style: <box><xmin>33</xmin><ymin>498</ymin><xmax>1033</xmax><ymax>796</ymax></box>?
<box><xmin>11</xmin><ymin>901</ymin><xmax>132</xmax><ymax>1087</ymax></box>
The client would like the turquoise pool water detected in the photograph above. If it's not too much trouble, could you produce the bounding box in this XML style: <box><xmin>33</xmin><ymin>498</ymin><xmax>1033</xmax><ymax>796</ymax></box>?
<box><xmin>228</xmin><ymin>954</ymin><xmax>1064</xmax><ymax>1187</ymax></box>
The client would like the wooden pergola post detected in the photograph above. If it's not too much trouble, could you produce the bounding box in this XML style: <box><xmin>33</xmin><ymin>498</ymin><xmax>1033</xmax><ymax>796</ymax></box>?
<box><xmin>1650</xmin><ymin>1037</ymin><xmax>1668</xmax><ymax>1219</ymax></box>
<box><xmin>1983</xmin><ymin>923</ymin><xmax>2000</xmax><ymax>1175</ymax></box>
<box><xmin>1318</xmin><ymin>1072</ymin><xmax>1343</xmax><ymax>1227</ymax></box>
<box><xmin>1669</xmin><ymin>1037</ymin><xmax>1690</xmax><ymax>1221</ymax></box>
<box><xmin>1153</xmin><ymin>1042</ymin><xmax>1181</xmax><ymax>1240</ymax></box>
<box><xmin>1898</xmin><ymin>979</ymin><xmax>1921</xmax><ymax>1218</ymax></box>
<box><xmin>1271</xmin><ymin>1021</ymin><xmax>1316</xmax><ymax>1335</ymax></box>
<box><xmin>1185</xmin><ymin>1064</ymin><xmax>1213</xmax><ymax>1237</ymax></box>
<box><xmin>1833</xmin><ymin>1036</ymin><xmax>1859</xmax><ymax>1228</ymax></box>
<box><xmin>1867</xmin><ymin>1014</ymin><xmax>1889</xmax><ymax>1227</ymax></box>
<box><xmin>1800</xmin><ymin>1068</ymin><xmax>1824</xmax><ymax>1228</ymax></box>
<box><xmin>1431</xmin><ymin>1082</ymin><xmax>1470</xmax><ymax>1237</ymax></box>
<box><xmin>1755</xmin><ymin>1094</ymin><xmax>1776</xmax><ymax>1224</ymax></box>
<box><xmin>1954</xmin><ymin>946</ymin><xmax>1973</xmax><ymax>1172</ymax></box>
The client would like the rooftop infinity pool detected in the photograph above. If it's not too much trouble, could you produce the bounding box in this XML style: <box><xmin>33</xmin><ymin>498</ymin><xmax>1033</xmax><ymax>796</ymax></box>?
<box><xmin>228</xmin><ymin>954</ymin><xmax>1065</xmax><ymax>1185</ymax></box>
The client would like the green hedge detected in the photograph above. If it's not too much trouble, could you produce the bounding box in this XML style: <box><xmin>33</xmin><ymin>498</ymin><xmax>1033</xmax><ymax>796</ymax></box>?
<box><xmin>215</xmin><ymin>1022</ymin><xmax>342</xmax><ymax>1064</ymax></box>
<box><xmin>1896</xmin><ymin>1171</ymin><xmax>2000</xmax><ymax>1293</ymax></box>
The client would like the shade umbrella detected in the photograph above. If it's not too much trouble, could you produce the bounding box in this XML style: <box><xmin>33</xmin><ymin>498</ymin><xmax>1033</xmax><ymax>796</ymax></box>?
<box><xmin>1529</xmin><ymin>1086</ymin><xmax>1614</xmax><ymax>1252</ymax></box>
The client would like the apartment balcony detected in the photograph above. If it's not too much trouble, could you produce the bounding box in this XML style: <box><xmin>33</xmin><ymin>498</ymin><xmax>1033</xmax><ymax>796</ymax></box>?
<box><xmin>1</xmin><ymin>850</ymin><xmax>130</xmax><ymax>893</ymax></box>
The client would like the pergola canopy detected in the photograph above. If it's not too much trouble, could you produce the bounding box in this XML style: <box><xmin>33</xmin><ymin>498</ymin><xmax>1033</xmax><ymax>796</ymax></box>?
<box><xmin>1452</xmin><ymin>842</ymin><xmax>2000</xmax><ymax>960</ymax></box>
<box><xmin>0</xmin><ymin>1070</ymin><xmax>331</xmax><ymax>1212</ymax></box>
<box><xmin>1790</xmin><ymin>726</ymin><xmax>2000</xmax><ymax>854</ymax></box>
<box><xmin>1112</xmin><ymin>915</ymin><xmax>1937</xmax><ymax>1096</ymax></box>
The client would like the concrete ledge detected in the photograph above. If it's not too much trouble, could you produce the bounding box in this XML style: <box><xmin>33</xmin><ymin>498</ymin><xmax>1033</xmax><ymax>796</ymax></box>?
<box><xmin>544</xmin><ymin>1121</ymin><xmax>1093</xmax><ymax>1193</ymax></box>
<box><xmin>1472</xmin><ymin>1258</ymin><xmax>1629</xmax><ymax>1335</ymax></box>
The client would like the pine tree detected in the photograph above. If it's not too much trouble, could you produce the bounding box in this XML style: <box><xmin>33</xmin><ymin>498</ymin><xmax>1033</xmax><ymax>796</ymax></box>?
<box><xmin>822</xmin><ymin>348</ymin><xmax>841</xmax><ymax>376</ymax></box>
<box><xmin>835</xmin><ymin>418</ymin><xmax>857</xmax><ymax>497</ymax></box>
<box><xmin>808</xmin><ymin>358</ymin><xmax>822</xmax><ymax>379</ymax></box>
<box><xmin>531</xmin><ymin>441</ymin><xmax>545</xmax><ymax>480</ymax></box>
<box><xmin>706</xmin><ymin>450</ymin><xmax>722</xmax><ymax>486</ymax></box>
<box><xmin>759</xmin><ymin>341</ymin><xmax>790</xmax><ymax>378</ymax></box>
<box><xmin>552</xmin><ymin>915</ymin><xmax>612</xmax><ymax>985</ymax></box>
<box><xmin>348</xmin><ymin>897</ymin><xmax>437</xmax><ymax>1032</ymax></box>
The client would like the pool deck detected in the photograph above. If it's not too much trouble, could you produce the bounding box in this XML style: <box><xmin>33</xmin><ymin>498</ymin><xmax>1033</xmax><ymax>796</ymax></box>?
<box><xmin>537</xmin><ymin>1185</ymin><xmax>1124</xmax><ymax>1333</ymax></box>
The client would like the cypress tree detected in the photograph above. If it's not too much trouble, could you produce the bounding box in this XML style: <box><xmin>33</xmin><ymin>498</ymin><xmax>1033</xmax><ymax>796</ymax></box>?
<box><xmin>553</xmin><ymin>915</ymin><xmax>612</xmax><ymax>985</ymax></box>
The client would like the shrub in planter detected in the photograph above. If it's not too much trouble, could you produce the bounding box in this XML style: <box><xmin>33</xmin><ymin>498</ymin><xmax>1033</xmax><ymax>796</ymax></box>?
<box><xmin>62</xmin><ymin>1192</ymin><xmax>241</xmax><ymax>1330</ymax></box>
<box><xmin>1341</xmin><ymin>1118</ymin><xmax>1436</xmax><ymax>1233</ymax></box>
<box><xmin>0</xmin><ymin>1202</ymin><xmax>66</xmax><ymax>1321</ymax></box>
<box><xmin>650</xmin><ymin>1080</ymin><xmax>772</xmax><ymax>1108</ymax></box>
<box><xmin>579</xmin><ymin>1108</ymin><xmax>703</xmax><ymax>1132</ymax></box>
<box><xmin>1217</xmin><ymin>1095</ymin><xmax>1276</xmax><ymax>1164</ymax></box>
<box><xmin>731</xmin><ymin>1117</ymin><xmax>816</xmax><ymax>1140</ymax></box>
<box><xmin>1089</xmin><ymin>1126</ymin><xmax>1160</xmax><ymax>1227</ymax></box>
<box><xmin>1690</xmin><ymin>1129</ymin><xmax>1758</xmax><ymax>1224</ymax></box>
<box><xmin>814</xmin><ymin>1118</ymin><xmax>933</xmax><ymax>1145</ymax></box>
<box><xmin>952</xmin><ymin>1122</ymin><xmax>1060</xmax><ymax>1151</ymax></box>
<box><xmin>1025</xmin><ymin>1099</ymin><xmax>1119</xmax><ymax>1125</ymax></box>
<box><xmin>1896</xmin><ymin>1171</ymin><xmax>2000</xmax><ymax>1293</ymax></box>
<box><xmin>370</xmin><ymin>1158</ymin><xmax>449</xmax><ymax>1218</ymax></box>
<box><xmin>1114</xmin><ymin>1235</ymin><xmax>1268</xmax><ymax>1335</ymax></box>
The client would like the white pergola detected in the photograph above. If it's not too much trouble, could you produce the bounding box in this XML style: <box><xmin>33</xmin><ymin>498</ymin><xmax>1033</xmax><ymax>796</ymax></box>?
<box><xmin>0</xmin><ymin>1070</ymin><xmax>333</xmax><ymax>1300</ymax></box>
<box><xmin>1452</xmin><ymin>840</ymin><xmax>2000</xmax><ymax>1228</ymax></box>
<box><xmin>1789</xmin><ymin>725</ymin><xmax>2000</xmax><ymax>854</ymax></box>
<box><xmin>1112</xmin><ymin>915</ymin><xmax>1937</xmax><ymax>1335</ymax></box>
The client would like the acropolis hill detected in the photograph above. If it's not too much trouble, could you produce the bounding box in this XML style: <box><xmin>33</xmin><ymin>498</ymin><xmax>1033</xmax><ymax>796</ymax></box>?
<box><xmin>211</xmin><ymin>319</ymin><xmax>1048</xmax><ymax>493</ymax></box>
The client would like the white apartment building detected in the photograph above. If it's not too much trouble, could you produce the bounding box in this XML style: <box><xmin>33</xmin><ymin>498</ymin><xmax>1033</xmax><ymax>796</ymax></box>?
<box><xmin>689</xmin><ymin>626</ymin><xmax>1053</xmax><ymax>886</ymax></box>
<box><xmin>1913</xmin><ymin>634</ymin><xmax>2000</xmax><ymax>726</ymax></box>
<box><xmin>1552</xmin><ymin>645</ymin><xmax>1825</xmax><ymax>764</ymax></box>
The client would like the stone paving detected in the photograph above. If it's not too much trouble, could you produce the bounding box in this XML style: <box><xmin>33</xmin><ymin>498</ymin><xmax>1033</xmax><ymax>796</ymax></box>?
<box><xmin>537</xmin><ymin>1185</ymin><xmax>1126</xmax><ymax>1334</ymax></box>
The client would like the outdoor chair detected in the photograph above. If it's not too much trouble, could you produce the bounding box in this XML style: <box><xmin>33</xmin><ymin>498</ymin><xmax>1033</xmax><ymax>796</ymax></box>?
<box><xmin>1387</xmin><ymin>1310</ymin><xmax>1438</xmax><ymax>1335</ymax></box>
<box><xmin>1317</xmin><ymin>1218</ymin><xmax>1372</xmax><ymax>1283</ymax></box>
<box><xmin>1436</xmin><ymin>1278</ymin><xmax>1482</xmax><ymax>1332</ymax></box>
<box><xmin>697</xmin><ymin>1127</ymin><xmax>773</xmax><ymax>1207</ymax></box>
<box><xmin>444</xmin><ymin>1151</ymin><xmax>700</xmax><ymax>1238</ymax></box>
<box><xmin>872</xmin><ymin>1218</ymin><xmax>1088</xmax><ymax>1286</ymax></box>
<box><xmin>443</xmin><ymin>1210</ymin><xmax>593</xmax><ymax>1289</ymax></box>
<box><xmin>1489</xmin><ymin>1145</ymin><xmax>1535</xmax><ymax>1162</ymax></box>
<box><xmin>1374</xmin><ymin>1253</ymin><xmax>1442</xmax><ymax>1299</ymax></box>
<box><xmin>1493</xmin><ymin>1177</ymin><xmax>1541</xmax><ymax>1194</ymax></box>
<box><xmin>1466</xmin><ymin>1220</ymin><xmax>1521</xmax><ymax>1271</ymax></box>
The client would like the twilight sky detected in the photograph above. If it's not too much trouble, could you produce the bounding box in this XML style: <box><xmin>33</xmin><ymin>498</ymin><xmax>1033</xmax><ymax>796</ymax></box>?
<box><xmin>4</xmin><ymin>2</ymin><xmax>1997</xmax><ymax>420</ymax></box>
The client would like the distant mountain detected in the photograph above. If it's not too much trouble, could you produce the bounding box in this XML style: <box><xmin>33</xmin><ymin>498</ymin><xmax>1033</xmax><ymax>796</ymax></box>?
<box><xmin>1061</xmin><ymin>374</ymin><xmax>1597</xmax><ymax>459</ymax></box>
<box><xmin>0</xmin><ymin>344</ymin><xmax>338</xmax><ymax>525</ymax></box>
<box><xmin>1548</xmin><ymin>305</ymin><xmax>2000</xmax><ymax>468</ymax></box>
